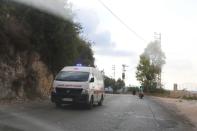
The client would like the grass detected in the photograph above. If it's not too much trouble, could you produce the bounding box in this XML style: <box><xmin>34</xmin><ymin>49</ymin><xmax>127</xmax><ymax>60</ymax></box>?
<box><xmin>146</xmin><ymin>88</ymin><xmax>171</xmax><ymax>98</ymax></box>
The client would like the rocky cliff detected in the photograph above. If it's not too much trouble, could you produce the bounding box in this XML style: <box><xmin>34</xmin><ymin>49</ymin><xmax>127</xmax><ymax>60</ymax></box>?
<box><xmin>0</xmin><ymin>47</ymin><xmax>53</xmax><ymax>99</ymax></box>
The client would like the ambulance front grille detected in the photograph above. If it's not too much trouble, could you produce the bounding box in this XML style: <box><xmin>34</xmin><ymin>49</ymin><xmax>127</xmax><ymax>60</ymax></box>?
<box><xmin>56</xmin><ymin>88</ymin><xmax>83</xmax><ymax>95</ymax></box>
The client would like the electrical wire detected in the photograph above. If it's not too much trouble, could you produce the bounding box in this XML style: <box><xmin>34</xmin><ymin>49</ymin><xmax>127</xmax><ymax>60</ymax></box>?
<box><xmin>97</xmin><ymin>0</ymin><xmax>147</xmax><ymax>43</ymax></box>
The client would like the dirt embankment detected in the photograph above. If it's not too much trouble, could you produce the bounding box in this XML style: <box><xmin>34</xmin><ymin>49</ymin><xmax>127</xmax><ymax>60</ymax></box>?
<box><xmin>155</xmin><ymin>97</ymin><xmax>197</xmax><ymax>127</ymax></box>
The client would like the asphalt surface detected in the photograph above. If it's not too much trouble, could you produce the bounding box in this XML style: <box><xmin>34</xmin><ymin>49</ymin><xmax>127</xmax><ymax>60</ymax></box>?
<box><xmin>0</xmin><ymin>94</ymin><xmax>196</xmax><ymax>131</ymax></box>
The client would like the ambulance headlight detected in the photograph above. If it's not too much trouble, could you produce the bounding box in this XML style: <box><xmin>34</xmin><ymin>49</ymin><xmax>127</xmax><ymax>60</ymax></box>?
<box><xmin>81</xmin><ymin>89</ymin><xmax>88</xmax><ymax>94</ymax></box>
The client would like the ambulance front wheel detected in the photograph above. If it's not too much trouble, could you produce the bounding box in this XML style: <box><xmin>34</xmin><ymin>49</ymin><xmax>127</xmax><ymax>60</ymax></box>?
<box><xmin>87</xmin><ymin>96</ymin><xmax>94</xmax><ymax>109</ymax></box>
<box><xmin>55</xmin><ymin>102</ymin><xmax>62</xmax><ymax>108</ymax></box>
<box><xmin>98</xmin><ymin>95</ymin><xmax>104</xmax><ymax>106</ymax></box>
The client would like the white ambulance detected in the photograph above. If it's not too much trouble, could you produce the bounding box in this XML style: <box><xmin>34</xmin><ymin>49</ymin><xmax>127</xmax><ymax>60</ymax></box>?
<box><xmin>51</xmin><ymin>66</ymin><xmax>105</xmax><ymax>109</ymax></box>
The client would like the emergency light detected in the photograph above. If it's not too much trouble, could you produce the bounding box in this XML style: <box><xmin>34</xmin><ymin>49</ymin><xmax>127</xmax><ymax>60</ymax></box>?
<box><xmin>76</xmin><ymin>64</ymin><xmax>82</xmax><ymax>66</ymax></box>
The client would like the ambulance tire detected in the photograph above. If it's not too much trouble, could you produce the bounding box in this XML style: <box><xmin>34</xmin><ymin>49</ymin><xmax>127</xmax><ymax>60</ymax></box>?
<box><xmin>55</xmin><ymin>102</ymin><xmax>62</xmax><ymax>108</ymax></box>
<box><xmin>87</xmin><ymin>96</ymin><xmax>94</xmax><ymax>109</ymax></box>
<box><xmin>98</xmin><ymin>95</ymin><xmax>103</xmax><ymax>106</ymax></box>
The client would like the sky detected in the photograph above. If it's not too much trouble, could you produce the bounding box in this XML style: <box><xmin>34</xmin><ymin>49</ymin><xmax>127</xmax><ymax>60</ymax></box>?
<box><xmin>69</xmin><ymin>0</ymin><xmax>197</xmax><ymax>91</ymax></box>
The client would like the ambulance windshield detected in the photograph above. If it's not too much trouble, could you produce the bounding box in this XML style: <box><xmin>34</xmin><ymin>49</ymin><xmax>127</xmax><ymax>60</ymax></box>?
<box><xmin>55</xmin><ymin>71</ymin><xmax>90</xmax><ymax>82</ymax></box>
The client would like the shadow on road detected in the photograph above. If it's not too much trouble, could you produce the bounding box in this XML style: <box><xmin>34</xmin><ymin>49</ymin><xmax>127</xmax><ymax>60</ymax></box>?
<box><xmin>0</xmin><ymin>123</ymin><xmax>23</xmax><ymax>131</ymax></box>
<box><xmin>56</xmin><ymin>104</ymin><xmax>100</xmax><ymax>111</ymax></box>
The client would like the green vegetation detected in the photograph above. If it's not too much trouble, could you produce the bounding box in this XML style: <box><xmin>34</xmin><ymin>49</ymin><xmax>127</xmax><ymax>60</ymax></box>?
<box><xmin>182</xmin><ymin>95</ymin><xmax>197</xmax><ymax>100</ymax></box>
<box><xmin>146</xmin><ymin>88</ymin><xmax>170</xmax><ymax>97</ymax></box>
<box><xmin>104</xmin><ymin>76</ymin><xmax>125</xmax><ymax>93</ymax></box>
<box><xmin>0</xmin><ymin>0</ymin><xmax>94</xmax><ymax>75</ymax></box>
<box><xmin>136</xmin><ymin>41</ymin><xmax>166</xmax><ymax>92</ymax></box>
<box><xmin>127</xmin><ymin>86</ymin><xmax>139</xmax><ymax>93</ymax></box>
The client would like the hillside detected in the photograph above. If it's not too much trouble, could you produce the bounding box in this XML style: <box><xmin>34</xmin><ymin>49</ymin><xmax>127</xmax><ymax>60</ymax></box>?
<box><xmin>0</xmin><ymin>0</ymin><xmax>95</xmax><ymax>99</ymax></box>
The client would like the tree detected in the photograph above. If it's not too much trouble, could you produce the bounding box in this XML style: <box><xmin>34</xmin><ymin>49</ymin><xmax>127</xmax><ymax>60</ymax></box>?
<box><xmin>104</xmin><ymin>76</ymin><xmax>125</xmax><ymax>93</ymax></box>
<box><xmin>76</xmin><ymin>40</ymin><xmax>95</xmax><ymax>67</ymax></box>
<box><xmin>143</xmin><ymin>40</ymin><xmax>166</xmax><ymax>73</ymax></box>
<box><xmin>136</xmin><ymin>41</ymin><xmax>166</xmax><ymax>92</ymax></box>
<box><xmin>136</xmin><ymin>55</ymin><xmax>156</xmax><ymax>92</ymax></box>
<box><xmin>114</xmin><ymin>78</ymin><xmax>125</xmax><ymax>93</ymax></box>
<box><xmin>0</xmin><ymin>0</ymin><xmax>95</xmax><ymax>75</ymax></box>
<box><xmin>104</xmin><ymin>76</ymin><xmax>116</xmax><ymax>88</ymax></box>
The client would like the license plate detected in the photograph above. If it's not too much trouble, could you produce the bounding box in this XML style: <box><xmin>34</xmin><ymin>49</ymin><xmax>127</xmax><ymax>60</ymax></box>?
<box><xmin>62</xmin><ymin>98</ymin><xmax>73</xmax><ymax>102</ymax></box>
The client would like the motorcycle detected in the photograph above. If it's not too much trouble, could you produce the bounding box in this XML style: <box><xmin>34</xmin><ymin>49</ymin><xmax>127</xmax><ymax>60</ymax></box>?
<box><xmin>139</xmin><ymin>93</ymin><xmax>144</xmax><ymax>99</ymax></box>
<box><xmin>132</xmin><ymin>90</ymin><xmax>136</xmax><ymax>95</ymax></box>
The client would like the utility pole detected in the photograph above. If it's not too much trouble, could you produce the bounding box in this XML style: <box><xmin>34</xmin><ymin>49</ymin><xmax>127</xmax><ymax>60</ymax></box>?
<box><xmin>122</xmin><ymin>64</ymin><xmax>128</xmax><ymax>93</ymax></box>
<box><xmin>154</xmin><ymin>32</ymin><xmax>161</xmax><ymax>42</ymax></box>
<box><xmin>122</xmin><ymin>65</ymin><xmax>126</xmax><ymax>80</ymax></box>
<box><xmin>112</xmin><ymin>65</ymin><xmax>115</xmax><ymax>79</ymax></box>
<box><xmin>154</xmin><ymin>32</ymin><xmax>162</xmax><ymax>88</ymax></box>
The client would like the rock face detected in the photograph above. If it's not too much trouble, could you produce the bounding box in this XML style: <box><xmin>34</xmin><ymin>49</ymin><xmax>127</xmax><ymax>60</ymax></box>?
<box><xmin>0</xmin><ymin>47</ymin><xmax>53</xmax><ymax>99</ymax></box>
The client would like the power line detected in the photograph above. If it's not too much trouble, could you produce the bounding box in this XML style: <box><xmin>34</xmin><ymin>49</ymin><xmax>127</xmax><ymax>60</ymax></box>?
<box><xmin>97</xmin><ymin>0</ymin><xmax>147</xmax><ymax>43</ymax></box>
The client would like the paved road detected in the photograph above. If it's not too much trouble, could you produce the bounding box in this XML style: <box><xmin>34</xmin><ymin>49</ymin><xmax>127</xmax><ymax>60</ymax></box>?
<box><xmin>0</xmin><ymin>95</ymin><xmax>196</xmax><ymax>131</ymax></box>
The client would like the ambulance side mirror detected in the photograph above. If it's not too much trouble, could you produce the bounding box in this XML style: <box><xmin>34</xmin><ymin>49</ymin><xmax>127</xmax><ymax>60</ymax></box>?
<box><xmin>90</xmin><ymin>77</ymin><xmax>94</xmax><ymax>83</ymax></box>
